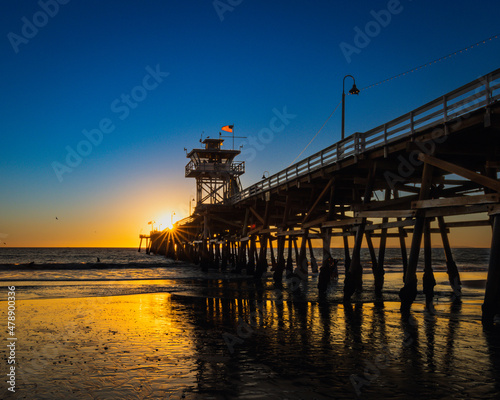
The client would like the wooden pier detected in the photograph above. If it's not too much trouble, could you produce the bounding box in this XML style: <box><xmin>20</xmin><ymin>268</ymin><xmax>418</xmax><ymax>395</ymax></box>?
<box><xmin>137</xmin><ymin>234</ymin><xmax>150</xmax><ymax>253</ymax></box>
<box><xmin>144</xmin><ymin>68</ymin><xmax>500</xmax><ymax>325</ymax></box>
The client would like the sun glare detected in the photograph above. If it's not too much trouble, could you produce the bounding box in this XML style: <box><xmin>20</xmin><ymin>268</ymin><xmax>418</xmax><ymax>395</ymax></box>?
<box><xmin>156</xmin><ymin>211</ymin><xmax>181</xmax><ymax>232</ymax></box>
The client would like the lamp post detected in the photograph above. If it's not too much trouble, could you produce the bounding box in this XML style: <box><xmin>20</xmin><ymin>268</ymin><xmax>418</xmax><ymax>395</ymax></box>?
<box><xmin>341</xmin><ymin>75</ymin><xmax>360</xmax><ymax>140</ymax></box>
<box><xmin>189</xmin><ymin>195</ymin><xmax>195</xmax><ymax>215</ymax></box>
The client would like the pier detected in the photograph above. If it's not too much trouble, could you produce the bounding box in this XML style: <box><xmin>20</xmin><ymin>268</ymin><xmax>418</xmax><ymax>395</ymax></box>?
<box><xmin>144</xmin><ymin>68</ymin><xmax>500</xmax><ymax>325</ymax></box>
<box><xmin>137</xmin><ymin>234</ymin><xmax>150</xmax><ymax>253</ymax></box>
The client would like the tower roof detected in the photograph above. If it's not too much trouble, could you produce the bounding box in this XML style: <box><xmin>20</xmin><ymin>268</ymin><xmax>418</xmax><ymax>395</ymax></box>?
<box><xmin>186</xmin><ymin>137</ymin><xmax>240</xmax><ymax>160</ymax></box>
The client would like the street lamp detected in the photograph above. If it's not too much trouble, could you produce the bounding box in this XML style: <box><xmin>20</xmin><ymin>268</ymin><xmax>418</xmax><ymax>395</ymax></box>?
<box><xmin>341</xmin><ymin>75</ymin><xmax>360</xmax><ymax>140</ymax></box>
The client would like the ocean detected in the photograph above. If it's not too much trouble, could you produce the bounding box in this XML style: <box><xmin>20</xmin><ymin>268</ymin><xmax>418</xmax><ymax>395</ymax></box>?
<box><xmin>0</xmin><ymin>247</ymin><xmax>490</xmax><ymax>302</ymax></box>
<box><xmin>0</xmin><ymin>247</ymin><xmax>499</xmax><ymax>399</ymax></box>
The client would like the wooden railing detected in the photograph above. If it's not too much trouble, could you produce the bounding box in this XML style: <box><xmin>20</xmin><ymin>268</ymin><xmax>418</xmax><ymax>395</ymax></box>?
<box><xmin>229</xmin><ymin>68</ymin><xmax>500</xmax><ymax>204</ymax></box>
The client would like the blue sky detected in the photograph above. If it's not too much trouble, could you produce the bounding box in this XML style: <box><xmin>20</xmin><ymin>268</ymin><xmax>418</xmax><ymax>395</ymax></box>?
<box><xmin>1</xmin><ymin>0</ymin><xmax>500</xmax><ymax>246</ymax></box>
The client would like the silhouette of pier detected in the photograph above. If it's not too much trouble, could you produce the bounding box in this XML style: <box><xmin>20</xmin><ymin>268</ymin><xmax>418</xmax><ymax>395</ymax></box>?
<box><xmin>145</xmin><ymin>68</ymin><xmax>500</xmax><ymax>326</ymax></box>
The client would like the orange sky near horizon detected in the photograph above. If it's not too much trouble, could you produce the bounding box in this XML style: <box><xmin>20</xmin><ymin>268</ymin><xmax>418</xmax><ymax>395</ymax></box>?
<box><xmin>0</xmin><ymin>149</ymin><xmax>494</xmax><ymax>249</ymax></box>
<box><xmin>0</xmin><ymin>205</ymin><xmax>493</xmax><ymax>249</ymax></box>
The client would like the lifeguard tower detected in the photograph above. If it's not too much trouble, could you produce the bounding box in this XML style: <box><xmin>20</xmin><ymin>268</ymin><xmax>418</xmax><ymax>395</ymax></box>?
<box><xmin>185</xmin><ymin>137</ymin><xmax>245</xmax><ymax>207</ymax></box>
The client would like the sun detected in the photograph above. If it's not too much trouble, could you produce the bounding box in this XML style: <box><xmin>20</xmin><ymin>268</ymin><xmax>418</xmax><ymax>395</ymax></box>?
<box><xmin>156</xmin><ymin>212</ymin><xmax>178</xmax><ymax>231</ymax></box>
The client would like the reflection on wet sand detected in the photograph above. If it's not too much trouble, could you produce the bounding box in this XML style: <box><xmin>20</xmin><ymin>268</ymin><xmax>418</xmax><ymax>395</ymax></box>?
<box><xmin>2</xmin><ymin>284</ymin><xmax>500</xmax><ymax>399</ymax></box>
<box><xmin>176</xmin><ymin>291</ymin><xmax>500</xmax><ymax>399</ymax></box>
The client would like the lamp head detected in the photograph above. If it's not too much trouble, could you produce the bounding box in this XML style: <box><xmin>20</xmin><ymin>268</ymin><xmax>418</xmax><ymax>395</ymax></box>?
<box><xmin>349</xmin><ymin>83</ymin><xmax>360</xmax><ymax>95</ymax></box>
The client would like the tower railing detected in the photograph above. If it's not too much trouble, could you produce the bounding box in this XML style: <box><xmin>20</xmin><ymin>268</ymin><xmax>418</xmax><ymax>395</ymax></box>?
<box><xmin>186</xmin><ymin>160</ymin><xmax>245</xmax><ymax>177</ymax></box>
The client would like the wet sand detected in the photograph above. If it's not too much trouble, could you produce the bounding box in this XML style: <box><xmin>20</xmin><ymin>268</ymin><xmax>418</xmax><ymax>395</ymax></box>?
<box><xmin>1</xmin><ymin>270</ymin><xmax>500</xmax><ymax>399</ymax></box>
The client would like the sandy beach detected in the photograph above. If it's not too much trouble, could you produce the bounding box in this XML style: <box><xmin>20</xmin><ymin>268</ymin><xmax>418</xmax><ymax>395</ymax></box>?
<box><xmin>1</xmin><ymin>268</ymin><xmax>500</xmax><ymax>399</ymax></box>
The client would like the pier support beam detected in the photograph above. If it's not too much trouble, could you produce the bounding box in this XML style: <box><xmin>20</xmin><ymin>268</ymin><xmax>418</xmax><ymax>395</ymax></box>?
<box><xmin>399</xmin><ymin>216</ymin><xmax>424</xmax><ymax>312</ymax></box>
<box><xmin>286</xmin><ymin>236</ymin><xmax>294</xmax><ymax>277</ymax></box>
<box><xmin>237</xmin><ymin>240</ymin><xmax>247</xmax><ymax>273</ymax></box>
<box><xmin>482</xmin><ymin>214</ymin><xmax>500</xmax><ymax>326</ymax></box>
<box><xmin>438</xmin><ymin>216</ymin><xmax>462</xmax><ymax>300</ymax></box>
<box><xmin>366</xmin><ymin>232</ymin><xmax>383</xmax><ymax>296</ymax></box>
<box><xmin>256</xmin><ymin>201</ymin><xmax>271</xmax><ymax>279</ymax></box>
<box><xmin>340</xmin><ymin>194</ymin><xmax>351</xmax><ymax>270</ymax></box>
<box><xmin>269</xmin><ymin>236</ymin><xmax>276</xmax><ymax>271</ymax></box>
<box><xmin>342</xmin><ymin>233</ymin><xmax>351</xmax><ymax>271</ymax></box>
<box><xmin>201</xmin><ymin>239</ymin><xmax>209</xmax><ymax>272</ymax></box>
<box><xmin>230</xmin><ymin>240</ymin><xmax>237</xmax><ymax>270</ymax></box>
<box><xmin>221</xmin><ymin>240</ymin><xmax>228</xmax><ymax>270</ymax></box>
<box><xmin>298</xmin><ymin>230</ymin><xmax>309</xmax><ymax>276</ymax></box>
<box><xmin>422</xmin><ymin>219</ymin><xmax>436</xmax><ymax>311</ymax></box>
<box><xmin>308</xmin><ymin>237</ymin><xmax>318</xmax><ymax>273</ymax></box>
<box><xmin>344</xmin><ymin>163</ymin><xmax>376</xmax><ymax>302</ymax></box>
<box><xmin>216</xmin><ymin>241</ymin><xmax>222</xmax><ymax>269</ymax></box>
<box><xmin>293</xmin><ymin>237</ymin><xmax>300</xmax><ymax>274</ymax></box>
<box><xmin>399</xmin><ymin>221</ymin><xmax>408</xmax><ymax>282</ymax></box>
<box><xmin>273</xmin><ymin>236</ymin><xmax>286</xmax><ymax>286</ymax></box>
<box><xmin>374</xmin><ymin>190</ymin><xmax>390</xmax><ymax>296</ymax></box>
<box><xmin>237</xmin><ymin>209</ymin><xmax>250</xmax><ymax>273</ymax></box>
<box><xmin>209</xmin><ymin>241</ymin><xmax>216</xmax><ymax>269</ymax></box>
<box><xmin>255</xmin><ymin>234</ymin><xmax>268</xmax><ymax>279</ymax></box>
<box><xmin>247</xmin><ymin>236</ymin><xmax>256</xmax><ymax>275</ymax></box>
<box><xmin>200</xmin><ymin>214</ymin><xmax>209</xmax><ymax>271</ymax></box>
<box><xmin>344</xmin><ymin>222</ymin><xmax>366</xmax><ymax>300</ymax></box>
<box><xmin>322</xmin><ymin>229</ymin><xmax>332</xmax><ymax>261</ymax></box>
<box><xmin>393</xmin><ymin>191</ymin><xmax>408</xmax><ymax>281</ymax></box>
<box><xmin>399</xmin><ymin>162</ymin><xmax>433</xmax><ymax>313</ymax></box>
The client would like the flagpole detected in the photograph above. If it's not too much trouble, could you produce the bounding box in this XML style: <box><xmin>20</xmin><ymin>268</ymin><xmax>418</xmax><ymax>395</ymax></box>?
<box><xmin>221</xmin><ymin>125</ymin><xmax>242</xmax><ymax>150</ymax></box>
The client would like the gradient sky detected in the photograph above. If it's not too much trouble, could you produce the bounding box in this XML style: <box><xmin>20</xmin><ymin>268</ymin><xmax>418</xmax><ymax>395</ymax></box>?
<box><xmin>1</xmin><ymin>0</ymin><xmax>500</xmax><ymax>247</ymax></box>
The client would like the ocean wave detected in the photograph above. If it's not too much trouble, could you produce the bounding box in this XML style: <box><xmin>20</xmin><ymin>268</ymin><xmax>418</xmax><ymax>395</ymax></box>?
<box><xmin>0</xmin><ymin>262</ymin><xmax>181</xmax><ymax>270</ymax></box>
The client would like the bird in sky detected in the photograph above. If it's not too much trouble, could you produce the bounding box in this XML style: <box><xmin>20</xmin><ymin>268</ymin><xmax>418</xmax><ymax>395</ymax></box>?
<box><xmin>55</xmin><ymin>217</ymin><xmax>58</xmax><ymax>220</ymax></box>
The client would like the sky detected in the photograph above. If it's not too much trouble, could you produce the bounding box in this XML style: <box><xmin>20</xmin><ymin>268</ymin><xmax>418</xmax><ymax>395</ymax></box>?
<box><xmin>1</xmin><ymin>0</ymin><xmax>500</xmax><ymax>247</ymax></box>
